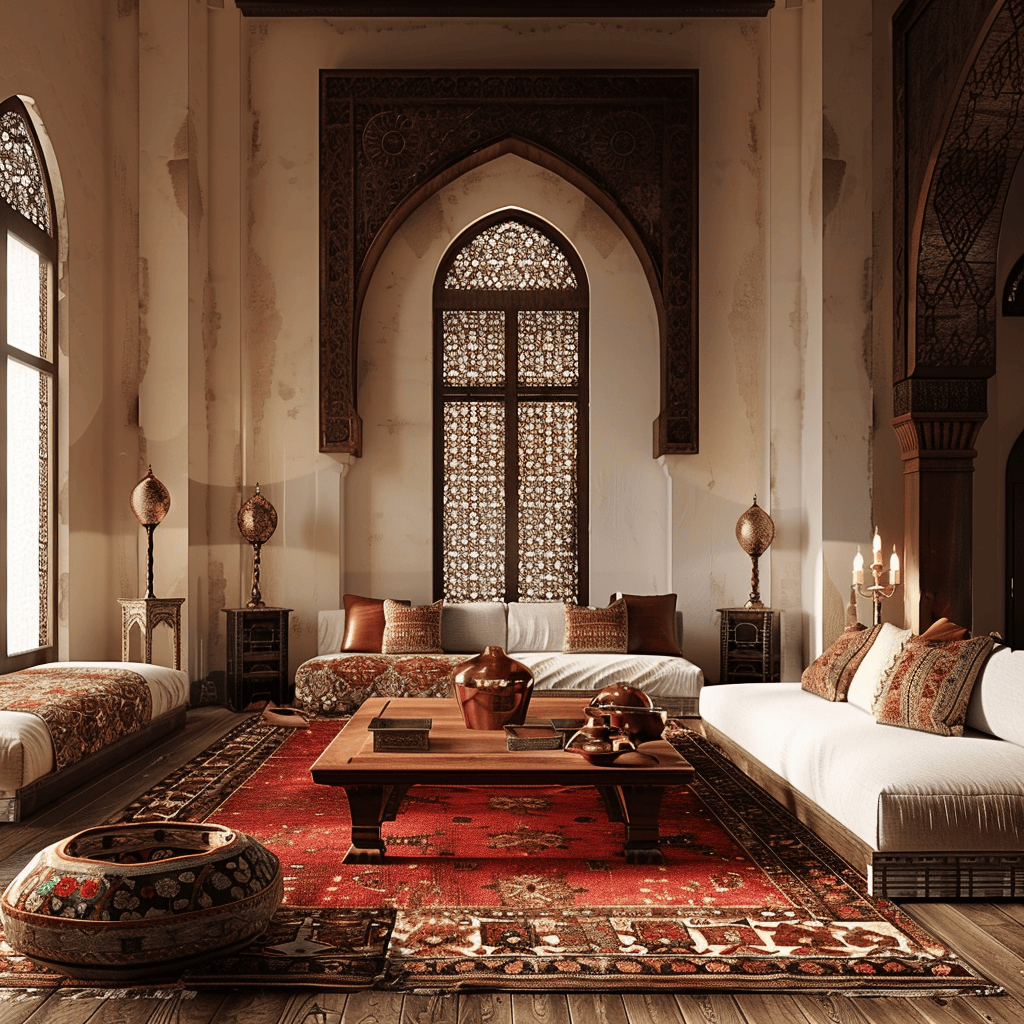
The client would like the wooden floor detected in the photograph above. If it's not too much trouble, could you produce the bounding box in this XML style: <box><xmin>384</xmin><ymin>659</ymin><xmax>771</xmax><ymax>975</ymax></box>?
<box><xmin>0</xmin><ymin>707</ymin><xmax>1022</xmax><ymax>1024</ymax></box>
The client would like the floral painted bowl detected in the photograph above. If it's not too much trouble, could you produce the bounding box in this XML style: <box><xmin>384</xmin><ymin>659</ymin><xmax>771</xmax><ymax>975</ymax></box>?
<box><xmin>0</xmin><ymin>821</ymin><xmax>282</xmax><ymax>980</ymax></box>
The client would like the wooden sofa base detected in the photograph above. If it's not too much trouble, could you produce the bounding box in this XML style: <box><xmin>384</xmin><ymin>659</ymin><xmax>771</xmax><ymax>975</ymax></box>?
<box><xmin>0</xmin><ymin>706</ymin><xmax>187</xmax><ymax>823</ymax></box>
<box><xmin>700</xmin><ymin>721</ymin><xmax>1024</xmax><ymax>901</ymax></box>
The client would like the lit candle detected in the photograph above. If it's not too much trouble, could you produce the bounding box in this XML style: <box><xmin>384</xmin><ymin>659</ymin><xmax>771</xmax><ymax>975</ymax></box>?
<box><xmin>852</xmin><ymin>547</ymin><xmax>864</xmax><ymax>586</ymax></box>
<box><xmin>872</xmin><ymin>529</ymin><xmax>882</xmax><ymax>564</ymax></box>
<box><xmin>890</xmin><ymin>546</ymin><xmax>900</xmax><ymax>586</ymax></box>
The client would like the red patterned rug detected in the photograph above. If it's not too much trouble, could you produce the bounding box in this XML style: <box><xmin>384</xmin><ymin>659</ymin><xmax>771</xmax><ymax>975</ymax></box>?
<box><xmin>0</xmin><ymin>717</ymin><xmax>997</xmax><ymax>994</ymax></box>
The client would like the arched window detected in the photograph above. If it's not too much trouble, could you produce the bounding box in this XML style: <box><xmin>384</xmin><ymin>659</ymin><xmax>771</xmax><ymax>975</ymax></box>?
<box><xmin>0</xmin><ymin>97</ymin><xmax>57</xmax><ymax>668</ymax></box>
<box><xmin>433</xmin><ymin>212</ymin><xmax>589</xmax><ymax>604</ymax></box>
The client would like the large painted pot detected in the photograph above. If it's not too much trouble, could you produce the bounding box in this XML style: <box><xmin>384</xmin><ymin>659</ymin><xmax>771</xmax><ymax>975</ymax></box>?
<box><xmin>452</xmin><ymin>645</ymin><xmax>534</xmax><ymax>730</ymax></box>
<box><xmin>1</xmin><ymin>821</ymin><xmax>283</xmax><ymax>980</ymax></box>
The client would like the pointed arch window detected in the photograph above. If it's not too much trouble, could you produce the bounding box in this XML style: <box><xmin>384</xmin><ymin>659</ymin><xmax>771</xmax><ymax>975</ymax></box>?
<box><xmin>434</xmin><ymin>213</ymin><xmax>589</xmax><ymax>604</ymax></box>
<box><xmin>0</xmin><ymin>97</ymin><xmax>57</xmax><ymax>667</ymax></box>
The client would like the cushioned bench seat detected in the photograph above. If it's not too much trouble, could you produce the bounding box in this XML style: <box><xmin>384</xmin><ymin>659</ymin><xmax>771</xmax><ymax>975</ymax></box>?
<box><xmin>294</xmin><ymin>599</ymin><xmax>704</xmax><ymax>716</ymax></box>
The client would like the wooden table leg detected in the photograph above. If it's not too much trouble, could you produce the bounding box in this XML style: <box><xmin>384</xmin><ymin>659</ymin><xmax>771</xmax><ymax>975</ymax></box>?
<box><xmin>341</xmin><ymin>784</ymin><xmax>408</xmax><ymax>863</ymax></box>
<box><xmin>615</xmin><ymin>785</ymin><xmax>666</xmax><ymax>865</ymax></box>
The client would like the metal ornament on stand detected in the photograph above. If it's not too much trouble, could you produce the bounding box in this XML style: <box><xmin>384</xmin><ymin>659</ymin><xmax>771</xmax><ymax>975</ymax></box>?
<box><xmin>129</xmin><ymin>467</ymin><xmax>171</xmax><ymax>599</ymax></box>
<box><xmin>735</xmin><ymin>495</ymin><xmax>776</xmax><ymax>609</ymax></box>
<box><xmin>237</xmin><ymin>483</ymin><xmax>278</xmax><ymax>608</ymax></box>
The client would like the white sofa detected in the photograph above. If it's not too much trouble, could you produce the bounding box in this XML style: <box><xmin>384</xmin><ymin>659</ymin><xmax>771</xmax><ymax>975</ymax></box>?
<box><xmin>699</xmin><ymin>623</ymin><xmax>1024</xmax><ymax>899</ymax></box>
<box><xmin>294</xmin><ymin>601</ymin><xmax>703</xmax><ymax>717</ymax></box>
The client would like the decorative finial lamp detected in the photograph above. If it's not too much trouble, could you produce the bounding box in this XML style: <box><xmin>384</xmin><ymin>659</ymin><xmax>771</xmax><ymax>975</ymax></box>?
<box><xmin>129</xmin><ymin>467</ymin><xmax>171</xmax><ymax>599</ymax></box>
<box><xmin>735</xmin><ymin>495</ymin><xmax>776</xmax><ymax>609</ymax></box>
<box><xmin>237</xmin><ymin>483</ymin><xmax>278</xmax><ymax>608</ymax></box>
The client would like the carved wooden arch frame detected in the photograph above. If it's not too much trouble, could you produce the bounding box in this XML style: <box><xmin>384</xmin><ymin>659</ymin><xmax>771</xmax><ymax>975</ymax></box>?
<box><xmin>893</xmin><ymin>0</ymin><xmax>1024</xmax><ymax>629</ymax></box>
<box><xmin>319</xmin><ymin>70</ymin><xmax>698</xmax><ymax>457</ymax></box>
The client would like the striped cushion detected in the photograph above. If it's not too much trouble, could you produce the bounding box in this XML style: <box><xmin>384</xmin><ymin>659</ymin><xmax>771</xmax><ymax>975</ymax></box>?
<box><xmin>873</xmin><ymin>634</ymin><xmax>995</xmax><ymax>736</ymax></box>
<box><xmin>800</xmin><ymin>623</ymin><xmax>881</xmax><ymax>701</ymax></box>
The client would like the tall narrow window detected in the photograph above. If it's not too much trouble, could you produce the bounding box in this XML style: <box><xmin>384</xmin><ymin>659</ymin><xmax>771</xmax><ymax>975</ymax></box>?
<box><xmin>434</xmin><ymin>213</ymin><xmax>588</xmax><ymax>604</ymax></box>
<box><xmin>0</xmin><ymin>98</ymin><xmax>56</xmax><ymax>666</ymax></box>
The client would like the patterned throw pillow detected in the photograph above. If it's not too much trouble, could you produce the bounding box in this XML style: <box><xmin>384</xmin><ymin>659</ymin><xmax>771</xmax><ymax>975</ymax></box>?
<box><xmin>800</xmin><ymin>623</ymin><xmax>882</xmax><ymax>701</ymax></box>
<box><xmin>381</xmin><ymin>599</ymin><xmax>444</xmax><ymax>654</ymax></box>
<box><xmin>563</xmin><ymin>599</ymin><xmax>628</xmax><ymax>654</ymax></box>
<box><xmin>611</xmin><ymin>593</ymin><xmax>683</xmax><ymax>656</ymax></box>
<box><xmin>872</xmin><ymin>633</ymin><xmax>995</xmax><ymax>736</ymax></box>
<box><xmin>341</xmin><ymin>594</ymin><xmax>409</xmax><ymax>652</ymax></box>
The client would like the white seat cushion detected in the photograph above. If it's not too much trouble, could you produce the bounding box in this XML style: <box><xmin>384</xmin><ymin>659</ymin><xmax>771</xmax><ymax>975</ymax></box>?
<box><xmin>700</xmin><ymin>682</ymin><xmax>1024</xmax><ymax>852</ymax></box>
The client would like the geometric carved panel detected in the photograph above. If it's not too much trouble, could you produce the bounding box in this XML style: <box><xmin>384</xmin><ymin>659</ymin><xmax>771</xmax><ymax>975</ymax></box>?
<box><xmin>320</xmin><ymin>70</ymin><xmax>698</xmax><ymax>455</ymax></box>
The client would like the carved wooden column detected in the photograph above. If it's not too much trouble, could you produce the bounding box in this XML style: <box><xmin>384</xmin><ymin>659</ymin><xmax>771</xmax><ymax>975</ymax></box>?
<box><xmin>891</xmin><ymin>381</ymin><xmax>987</xmax><ymax>632</ymax></box>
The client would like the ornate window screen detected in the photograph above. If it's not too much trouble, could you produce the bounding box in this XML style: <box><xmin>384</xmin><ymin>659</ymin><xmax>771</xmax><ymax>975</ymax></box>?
<box><xmin>0</xmin><ymin>97</ymin><xmax>56</xmax><ymax>669</ymax></box>
<box><xmin>435</xmin><ymin>214</ymin><xmax>589</xmax><ymax>604</ymax></box>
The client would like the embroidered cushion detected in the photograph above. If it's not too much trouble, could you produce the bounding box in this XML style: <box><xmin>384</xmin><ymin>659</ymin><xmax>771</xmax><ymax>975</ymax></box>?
<box><xmin>341</xmin><ymin>594</ymin><xmax>409</xmax><ymax>652</ymax></box>
<box><xmin>381</xmin><ymin>599</ymin><xmax>444</xmax><ymax>654</ymax></box>
<box><xmin>563</xmin><ymin>599</ymin><xmax>628</xmax><ymax>654</ymax></box>
<box><xmin>611</xmin><ymin>593</ymin><xmax>682</xmax><ymax>656</ymax></box>
<box><xmin>800</xmin><ymin>623</ymin><xmax>881</xmax><ymax>701</ymax></box>
<box><xmin>872</xmin><ymin>633</ymin><xmax>996</xmax><ymax>736</ymax></box>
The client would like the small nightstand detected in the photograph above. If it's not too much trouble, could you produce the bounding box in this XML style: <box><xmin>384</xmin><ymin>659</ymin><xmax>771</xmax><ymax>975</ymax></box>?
<box><xmin>223</xmin><ymin>607</ymin><xmax>292</xmax><ymax>711</ymax></box>
<box><xmin>717</xmin><ymin>607</ymin><xmax>781</xmax><ymax>685</ymax></box>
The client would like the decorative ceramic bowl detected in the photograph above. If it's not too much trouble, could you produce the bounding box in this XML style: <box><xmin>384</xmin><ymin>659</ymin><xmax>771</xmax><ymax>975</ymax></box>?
<box><xmin>1</xmin><ymin>822</ymin><xmax>283</xmax><ymax>980</ymax></box>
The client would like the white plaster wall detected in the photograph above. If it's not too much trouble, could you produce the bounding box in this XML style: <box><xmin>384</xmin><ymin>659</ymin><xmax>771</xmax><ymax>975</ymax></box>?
<box><xmin>350</xmin><ymin>155</ymin><xmax>667</xmax><ymax>605</ymax></box>
<box><xmin>0</xmin><ymin>2</ymin><xmax>141</xmax><ymax>663</ymax></box>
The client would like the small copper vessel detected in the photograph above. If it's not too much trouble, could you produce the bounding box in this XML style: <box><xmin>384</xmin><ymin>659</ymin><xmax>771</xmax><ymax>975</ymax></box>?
<box><xmin>565</xmin><ymin>707</ymin><xmax>636</xmax><ymax>765</ymax></box>
<box><xmin>452</xmin><ymin>646</ymin><xmax>534</xmax><ymax>730</ymax></box>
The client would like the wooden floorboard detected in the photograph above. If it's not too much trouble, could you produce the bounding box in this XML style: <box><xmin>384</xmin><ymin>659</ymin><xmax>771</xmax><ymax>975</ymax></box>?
<box><xmin>0</xmin><ymin>711</ymin><xmax>1020</xmax><ymax>1024</ymax></box>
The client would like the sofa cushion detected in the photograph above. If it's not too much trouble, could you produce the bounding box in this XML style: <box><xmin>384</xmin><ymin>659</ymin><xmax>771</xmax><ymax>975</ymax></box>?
<box><xmin>919</xmin><ymin>617</ymin><xmax>970</xmax><ymax>642</ymax></box>
<box><xmin>441</xmin><ymin>602</ymin><xmax>507</xmax><ymax>653</ymax></box>
<box><xmin>506</xmin><ymin>601</ymin><xmax>565</xmax><ymax>652</ymax></box>
<box><xmin>341</xmin><ymin>594</ymin><xmax>409</xmax><ymax>653</ymax></box>
<box><xmin>873</xmin><ymin>633</ymin><xmax>995</xmax><ymax>736</ymax></box>
<box><xmin>846</xmin><ymin>622</ymin><xmax>912</xmax><ymax>713</ymax></box>
<box><xmin>381</xmin><ymin>599</ymin><xmax>444</xmax><ymax>654</ymax></box>
<box><xmin>564</xmin><ymin>599</ymin><xmax>628</xmax><ymax>653</ymax></box>
<box><xmin>800</xmin><ymin>623</ymin><xmax>880</xmax><ymax>701</ymax></box>
<box><xmin>700</xmin><ymin>682</ymin><xmax>1024</xmax><ymax>852</ymax></box>
<box><xmin>966</xmin><ymin>644</ymin><xmax>1024</xmax><ymax>745</ymax></box>
<box><xmin>612</xmin><ymin>593</ymin><xmax>683</xmax><ymax>656</ymax></box>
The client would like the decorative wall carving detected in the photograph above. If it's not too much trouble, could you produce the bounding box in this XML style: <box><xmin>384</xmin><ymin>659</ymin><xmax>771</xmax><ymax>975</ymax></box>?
<box><xmin>319</xmin><ymin>70</ymin><xmax>698</xmax><ymax>456</ymax></box>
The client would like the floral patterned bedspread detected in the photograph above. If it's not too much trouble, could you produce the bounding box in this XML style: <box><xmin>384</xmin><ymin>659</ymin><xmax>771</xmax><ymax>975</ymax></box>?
<box><xmin>294</xmin><ymin>655</ymin><xmax>465</xmax><ymax>715</ymax></box>
<box><xmin>0</xmin><ymin>666</ymin><xmax>153</xmax><ymax>771</ymax></box>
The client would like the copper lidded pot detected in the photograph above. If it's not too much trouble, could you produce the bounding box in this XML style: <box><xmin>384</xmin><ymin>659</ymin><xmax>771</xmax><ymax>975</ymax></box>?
<box><xmin>452</xmin><ymin>645</ymin><xmax>534</xmax><ymax>730</ymax></box>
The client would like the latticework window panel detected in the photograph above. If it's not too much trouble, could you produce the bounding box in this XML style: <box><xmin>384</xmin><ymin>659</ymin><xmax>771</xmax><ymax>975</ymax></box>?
<box><xmin>436</xmin><ymin>214</ymin><xmax>586</xmax><ymax>605</ymax></box>
<box><xmin>0</xmin><ymin>111</ymin><xmax>50</xmax><ymax>234</ymax></box>
<box><xmin>517</xmin><ymin>402</ymin><xmax>579</xmax><ymax>603</ymax></box>
<box><xmin>1</xmin><ymin>96</ymin><xmax>57</xmax><ymax>668</ymax></box>
<box><xmin>518</xmin><ymin>311</ymin><xmax>578</xmax><ymax>385</ymax></box>
<box><xmin>442</xmin><ymin>402</ymin><xmax>507</xmax><ymax>603</ymax></box>
<box><xmin>444</xmin><ymin>220</ymin><xmax>577</xmax><ymax>291</ymax></box>
<box><xmin>442</xmin><ymin>311</ymin><xmax>505</xmax><ymax>386</ymax></box>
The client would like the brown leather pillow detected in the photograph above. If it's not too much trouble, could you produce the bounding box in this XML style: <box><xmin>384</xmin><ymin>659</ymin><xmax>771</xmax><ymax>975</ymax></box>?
<box><xmin>612</xmin><ymin>593</ymin><xmax>683</xmax><ymax>656</ymax></box>
<box><xmin>341</xmin><ymin>594</ymin><xmax>409</xmax><ymax>652</ymax></box>
<box><xmin>918</xmin><ymin>617</ymin><xmax>970</xmax><ymax>643</ymax></box>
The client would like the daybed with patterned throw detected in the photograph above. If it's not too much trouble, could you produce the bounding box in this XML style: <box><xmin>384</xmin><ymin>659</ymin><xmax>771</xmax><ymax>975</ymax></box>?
<box><xmin>700</xmin><ymin>618</ymin><xmax>1024</xmax><ymax>900</ymax></box>
<box><xmin>0</xmin><ymin>661</ymin><xmax>189</xmax><ymax>822</ymax></box>
<box><xmin>294</xmin><ymin>595</ymin><xmax>703</xmax><ymax>718</ymax></box>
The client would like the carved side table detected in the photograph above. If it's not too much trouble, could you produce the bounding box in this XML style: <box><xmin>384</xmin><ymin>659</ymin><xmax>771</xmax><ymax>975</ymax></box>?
<box><xmin>119</xmin><ymin>598</ymin><xmax>185</xmax><ymax>670</ymax></box>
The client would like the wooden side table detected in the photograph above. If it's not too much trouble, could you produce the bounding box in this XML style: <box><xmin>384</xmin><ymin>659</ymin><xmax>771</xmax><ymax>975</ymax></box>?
<box><xmin>223</xmin><ymin>607</ymin><xmax>292</xmax><ymax>711</ymax></box>
<box><xmin>119</xmin><ymin>597</ymin><xmax>185</xmax><ymax>670</ymax></box>
<box><xmin>717</xmin><ymin>607</ymin><xmax>781</xmax><ymax>685</ymax></box>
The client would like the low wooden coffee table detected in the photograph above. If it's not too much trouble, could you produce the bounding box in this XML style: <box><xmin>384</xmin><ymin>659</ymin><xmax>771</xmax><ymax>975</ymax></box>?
<box><xmin>310</xmin><ymin>694</ymin><xmax>694</xmax><ymax>866</ymax></box>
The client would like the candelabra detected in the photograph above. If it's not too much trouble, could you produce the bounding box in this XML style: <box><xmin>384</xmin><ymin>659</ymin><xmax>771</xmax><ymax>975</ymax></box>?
<box><xmin>852</xmin><ymin>531</ymin><xmax>901</xmax><ymax>625</ymax></box>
